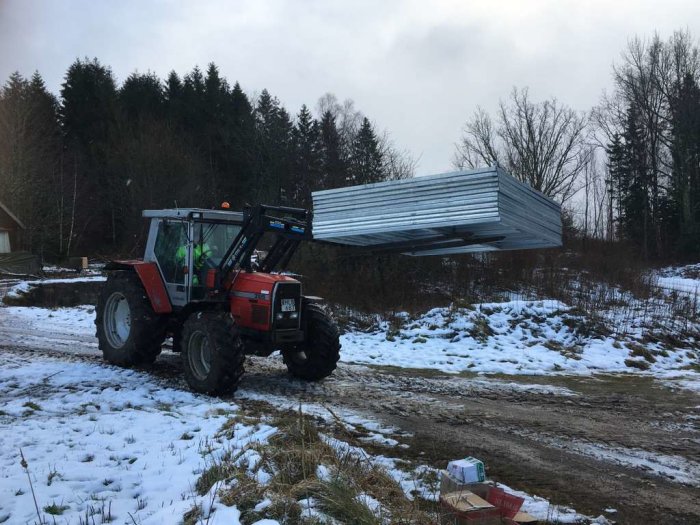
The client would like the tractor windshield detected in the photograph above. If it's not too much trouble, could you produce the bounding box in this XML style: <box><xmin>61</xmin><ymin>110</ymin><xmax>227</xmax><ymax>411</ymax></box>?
<box><xmin>193</xmin><ymin>222</ymin><xmax>242</xmax><ymax>267</ymax></box>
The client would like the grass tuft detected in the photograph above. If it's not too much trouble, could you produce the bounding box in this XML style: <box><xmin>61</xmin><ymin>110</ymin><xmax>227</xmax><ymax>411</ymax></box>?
<box><xmin>468</xmin><ymin>314</ymin><xmax>494</xmax><ymax>343</ymax></box>
<box><xmin>203</xmin><ymin>405</ymin><xmax>436</xmax><ymax>524</ymax></box>
<box><xmin>183</xmin><ymin>504</ymin><xmax>201</xmax><ymax>525</ymax></box>
<box><xmin>628</xmin><ymin>342</ymin><xmax>657</xmax><ymax>363</ymax></box>
<box><xmin>314</xmin><ymin>476</ymin><xmax>381</xmax><ymax>525</ymax></box>
<box><xmin>625</xmin><ymin>358</ymin><xmax>651</xmax><ymax>370</ymax></box>
<box><xmin>43</xmin><ymin>502</ymin><xmax>69</xmax><ymax>515</ymax></box>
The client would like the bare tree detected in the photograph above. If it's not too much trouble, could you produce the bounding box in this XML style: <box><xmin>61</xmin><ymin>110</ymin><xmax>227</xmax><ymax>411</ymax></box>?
<box><xmin>578</xmin><ymin>148</ymin><xmax>610</xmax><ymax>239</ymax></box>
<box><xmin>378</xmin><ymin>130</ymin><xmax>416</xmax><ymax>181</ymax></box>
<box><xmin>594</xmin><ymin>31</ymin><xmax>700</xmax><ymax>255</ymax></box>
<box><xmin>316</xmin><ymin>92</ymin><xmax>363</xmax><ymax>144</ymax></box>
<box><xmin>454</xmin><ymin>87</ymin><xmax>590</xmax><ymax>203</ymax></box>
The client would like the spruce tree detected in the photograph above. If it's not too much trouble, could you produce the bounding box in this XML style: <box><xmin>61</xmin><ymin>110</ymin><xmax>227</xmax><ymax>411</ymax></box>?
<box><xmin>165</xmin><ymin>71</ymin><xmax>184</xmax><ymax>126</ymax></box>
<box><xmin>605</xmin><ymin>133</ymin><xmax>626</xmax><ymax>240</ymax></box>
<box><xmin>0</xmin><ymin>72</ymin><xmax>61</xmax><ymax>254</ymax></box>
<box><xmin>254</xmin><ymin>90</ymin><xmax>294</xmax><ymax>203</ymax></box>
<box><xmin>291</xmin><ymin>105</ymin><xmax>322</xmax><ymax>205</ymax></box>
<box><xmin>319</xmin><ymin>110</ymin><xmax>347</xmax><ymax>189</ymax></box>
<box><xmin>349</xmin><ymin>117</ymin><xmax>383</xmax><ymax>185</ymax></box>
<box><xmin>620</xmin><ymin>104</ymin><xmax>651</xmax><ymax>257</ymax></box>
<box><xmin>224</xmin><ymin>82</ymin><xmax>256</xmax><ymax>206</ymax></box>
<box><xmin>669</xmin><ymin>73</ymin><xmax>700</xmax><ymax>255</ymax></box>
<box><xmin>60</xmin><ymin>58</ymin><xmax>120</xmax><ymax>252</ymax></box>
<box><xmin>119</xmin><ymin>72</ymin><xmax>164</xmax><ymax>124</ymax></box>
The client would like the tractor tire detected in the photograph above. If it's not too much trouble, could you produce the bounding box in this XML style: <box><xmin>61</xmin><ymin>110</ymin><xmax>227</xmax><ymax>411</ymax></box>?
<box><xmin>180</xmin><ymin>311</ymin><xmax>245</xmax><ymax>395</ymax></box>
<box><xmin>283</xmin><ymin>303</ymin><xmax>341</xmax><ymax>381</ymax></box>
<box><xmin>96</xmin><ymin>271</ymin><xmax>166</xmax><ymax>367</ymax></box>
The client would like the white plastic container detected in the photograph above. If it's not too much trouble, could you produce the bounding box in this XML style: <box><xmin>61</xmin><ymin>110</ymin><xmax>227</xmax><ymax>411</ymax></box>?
<box><xmin>446</xmin><ymin>457</ymin><xmax>486</xmax><ymax>483</ymax></box>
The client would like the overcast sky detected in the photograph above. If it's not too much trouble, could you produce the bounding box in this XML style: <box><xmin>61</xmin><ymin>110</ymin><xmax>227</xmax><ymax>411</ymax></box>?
<box><xmin>1</xmin><ymin>0</ymin><xmax>698</xmax><ymax>175</ymax></box>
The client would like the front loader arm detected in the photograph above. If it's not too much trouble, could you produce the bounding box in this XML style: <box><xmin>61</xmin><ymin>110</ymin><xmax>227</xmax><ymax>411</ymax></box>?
<box><xmin>218</xmin><ymin>204</ymin><xmax>312</xmax><ymax>282</ymax></box>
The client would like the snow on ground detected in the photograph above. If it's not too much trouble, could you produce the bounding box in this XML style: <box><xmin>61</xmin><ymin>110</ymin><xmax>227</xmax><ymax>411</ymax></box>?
<box><xmin>654</xmin><ymin>263</ymin><xmax>700</xmax><ymax>306</ymax></box>
<box><xmin>0</xmin><ymin>305</ymin><xmax>98</xmax><ymax>356</ymax></box>
<box><xmin>494</xmin><ymin>482</ymin><xmax>598</xmax><ymax>524</ymax></box>
<box><xmin>4</xmin><ymin>304</ymin><xmax>96</xmax><ymax>331</ymax></box>
<box><xmin>569</xmin><ymin>442</ymin><xmax>700</xmax><ymax>487</ymax></box>
<box><xmin>340</xmin><ymin>300</ymin><xmax>699</xmax><ymax>380</ymax></box>
<box><xmin>40</xmin><ymin>263</ymin><xmax>104</xmax><ymax>277</ymax></box>
<box><xmin>2</xmin><ymin>296</ymin><xmax>698</xmax><ymax>388</ymax></box>
<box><xmin>0</xmin><ymin>353</ymin><xmax>271</xmax><ymax>525</ymax></box>
<box><xmin>656</xmin><ymin>276</ymin><xmax>700</xmax><ymax>297</ymax></box>
<box><xmin>4</xmin><ymin>275</ymin><xmax>106</xmax><ymax>300</ymax></box>
<box><xmin>657</xmin><ymin>263</ymin><xmax>700</xmax><ymax>280</ymax></box>
<box><xmin>505</xmin><ymin>425</ymin><xmax>700</xmax><ymax>489</ymax></box>
<box><xmin>0</xmin><ymin>354</ymin><xmax>601</xmax><ymax>525</ymax></box>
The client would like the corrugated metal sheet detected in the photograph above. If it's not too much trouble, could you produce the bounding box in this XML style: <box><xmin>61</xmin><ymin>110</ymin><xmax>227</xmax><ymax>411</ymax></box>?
<box><xmin>311</xmin><ymin>166</ymin><xmax>561</xmax><ymax>255</ymax></box>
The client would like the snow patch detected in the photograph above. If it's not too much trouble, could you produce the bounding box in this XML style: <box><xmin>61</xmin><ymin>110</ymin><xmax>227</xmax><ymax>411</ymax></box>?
<box><xmin>339</xmin><ymin>300</ymin><xmax>699</xmax><ymax>377</ymax></box>
<box><xmin>0</xmin><ymin>354</ymin><xmax>272</xmax><ymax>525</ymax></box>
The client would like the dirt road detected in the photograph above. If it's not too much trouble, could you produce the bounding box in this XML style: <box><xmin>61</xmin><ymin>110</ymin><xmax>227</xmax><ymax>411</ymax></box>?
<box><xmin>1</xmin><ymin>309</ymin><xmax>698</xmax><ymax>524</ymax></box>
<box><xmin>240</xmin><ymin>359</ymin><xmax>700</xmax><ymax>524</ymax></box>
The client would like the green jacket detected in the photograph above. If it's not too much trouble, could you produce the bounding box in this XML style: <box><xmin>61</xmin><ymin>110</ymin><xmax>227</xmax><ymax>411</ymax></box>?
<box><xmin>175</xmin><ymin>243</ymin><xmax>212</xmax><ymax>270</ymax></box>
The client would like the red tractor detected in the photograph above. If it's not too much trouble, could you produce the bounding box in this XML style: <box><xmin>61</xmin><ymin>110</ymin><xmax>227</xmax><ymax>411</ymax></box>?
<box><xmin>95</xmin><ymin>205</ymin><xmax>340</xmax><ymax>395</ymax></box>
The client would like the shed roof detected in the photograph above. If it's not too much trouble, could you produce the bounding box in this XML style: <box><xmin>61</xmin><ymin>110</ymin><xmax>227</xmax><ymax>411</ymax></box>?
<box><xmin>0</xmin><ymin>201</ymin><xmax>26</xmax><ymax>229</ymax></box>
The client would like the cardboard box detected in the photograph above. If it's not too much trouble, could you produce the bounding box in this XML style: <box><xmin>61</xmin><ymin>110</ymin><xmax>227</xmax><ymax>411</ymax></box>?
<box><xmin>447</xmin><ymin>457</ymin><xmax>486</xmax><ymax>483</ymax></box>
<box><xmin>440</xmin><ymin>470</ymin><xmax>494</xmax><ymax>499</ymax></box>
<box><xmin>513</xmin><ymin>511</ymin><xmax>539</xmax><ymax>524</ymax></box>
<box><xmin>441</xmin><ymin>491</ymin><xmax>502</xmax><ymax>525</ymax></box>
<box><xmin>440</xmin><ymin>471</ymin><xmax>531</xmax><ymax>524</ymax></box>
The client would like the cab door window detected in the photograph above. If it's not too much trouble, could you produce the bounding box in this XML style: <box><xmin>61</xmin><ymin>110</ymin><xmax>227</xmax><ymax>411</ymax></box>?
<box><xmin>154</xmin><ymin>221</ymin><xmax>187</xmax><ymax>284</ymax></box>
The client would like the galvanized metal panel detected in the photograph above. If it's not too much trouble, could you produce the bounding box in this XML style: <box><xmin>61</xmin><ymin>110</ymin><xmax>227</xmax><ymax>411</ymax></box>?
<box><xmin>311</xmin><ymin>166</ymin><xmax>562</xmax><ymax>255</ymax></box>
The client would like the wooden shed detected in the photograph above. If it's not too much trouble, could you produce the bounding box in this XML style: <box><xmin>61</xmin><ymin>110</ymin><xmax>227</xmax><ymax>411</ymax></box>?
<box><xmin>0</xmin><ymin>200</ymin><xmax>25</xmax><ymax>253</ymax></box>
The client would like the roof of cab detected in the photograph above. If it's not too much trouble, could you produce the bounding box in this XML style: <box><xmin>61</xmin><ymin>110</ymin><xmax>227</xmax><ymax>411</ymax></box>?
<box><xmin>142</xmin><ymin>208</ymin><xmax>244</xmax><ymax>222</ymax></box>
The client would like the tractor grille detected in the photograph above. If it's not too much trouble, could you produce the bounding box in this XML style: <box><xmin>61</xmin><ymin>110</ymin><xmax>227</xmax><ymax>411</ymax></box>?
<box><xmin>272</xmin><ymin>282</ymin><xmax>301</xmax><ymax>330</ymax></box>
<box><xmin>251</xmin><ymin>305</ymin><xmax>269</xmax><ymax>325</ymax></box>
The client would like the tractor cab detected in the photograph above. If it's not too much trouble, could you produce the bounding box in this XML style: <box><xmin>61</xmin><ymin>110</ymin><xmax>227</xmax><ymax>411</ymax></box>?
<box><xmin>142</xmin><ymin>208</ymin><xmax>245</xmax><ymax>306</ymax></box>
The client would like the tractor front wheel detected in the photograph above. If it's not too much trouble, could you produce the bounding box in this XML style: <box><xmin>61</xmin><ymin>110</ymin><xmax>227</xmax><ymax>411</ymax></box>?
<box><xmin>283</xmin><ymin>304</ymin><xmax>341</xmax><ymax>381</ymax></box>
<box><xmin>180</xmin><ymin>311</ymin><xmax>245</xmax><ymax>395</ymax></box>
<box><xmin>96</xmin><ymin>272</ymin><xmax>166</xmax><ymax>367</ymax></box>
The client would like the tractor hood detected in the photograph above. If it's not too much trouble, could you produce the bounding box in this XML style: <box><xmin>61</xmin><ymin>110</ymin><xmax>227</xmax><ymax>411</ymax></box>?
<box><xmin>235</xmin><ymin>271</ymin><xmax>299</xmax><ymax>286</ymax></box>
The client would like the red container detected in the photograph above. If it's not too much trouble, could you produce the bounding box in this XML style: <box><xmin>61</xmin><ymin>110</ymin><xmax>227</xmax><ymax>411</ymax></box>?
<box><xmin>486</xmin><ymin>487</ymin><xmax>525</xmax><ymax>519</ymax></box>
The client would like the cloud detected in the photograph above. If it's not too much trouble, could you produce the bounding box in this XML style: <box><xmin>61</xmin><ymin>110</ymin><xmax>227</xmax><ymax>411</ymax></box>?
<box><xmin>1</xmin><ymin>0</ymin><xmax>699</xmax><ymax>175</ymax></box>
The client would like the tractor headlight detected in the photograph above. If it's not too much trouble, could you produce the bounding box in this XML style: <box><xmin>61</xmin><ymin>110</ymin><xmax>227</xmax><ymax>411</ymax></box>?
<box><xmin>276</xmin><ymin>312</ymin><xmax>285</xmax><ymax>320</ymax></box>
<box><xmin>289</xmin><ymin>312</ymin><xmax>299</xmax><ymax>319</ymax></box>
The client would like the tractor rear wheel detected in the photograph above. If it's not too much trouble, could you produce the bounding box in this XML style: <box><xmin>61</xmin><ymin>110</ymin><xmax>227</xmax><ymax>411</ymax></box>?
<box><xmin>96</xmin><ymin>272</ymin><xmax>166</xmax><ymax>367</ymax></box>
<box><xmin>283</xmin><ymin>304</ymin><xmax>341</xmax><ymax>381</ymax></box>
<box><xmin>180</xmin><ymin>311</ymin><xmax>245</xmax><ymax>395</ymax></box>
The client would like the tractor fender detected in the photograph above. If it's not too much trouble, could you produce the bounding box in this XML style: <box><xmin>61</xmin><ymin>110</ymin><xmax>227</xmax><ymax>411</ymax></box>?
<box><xmin>105</xmin><ymin>260</ymin><xmax>172</xmax><ymax>314</ymax></box>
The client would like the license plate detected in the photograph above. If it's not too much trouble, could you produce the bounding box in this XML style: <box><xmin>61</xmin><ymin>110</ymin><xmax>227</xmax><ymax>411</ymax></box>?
<box><xmin>281</xmin><ymin>298</ymin><xmax>296</xmax><ymax>312</ymax></box>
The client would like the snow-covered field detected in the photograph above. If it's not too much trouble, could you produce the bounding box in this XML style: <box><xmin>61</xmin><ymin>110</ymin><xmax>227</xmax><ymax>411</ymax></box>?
<box><xmin>0</xmin><ymin>354</ymin><xmax>252</xmax><ymax>524</ymax></box>
<box><xmin>0</xmin><ymin>354</ymin><xmax>601</xmax><ymax>525</ymax></box>
<box><xmin>339</xmin><ymin>300</ymin><xmax>699</xmax><ymax>386</ymax></box>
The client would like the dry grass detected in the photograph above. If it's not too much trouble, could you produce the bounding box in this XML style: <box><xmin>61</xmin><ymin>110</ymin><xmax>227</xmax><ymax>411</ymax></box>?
<box><xmin>193</xmin><ymin>406</ymin><xmax>440</xmax><ymax>525</ymax></box>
